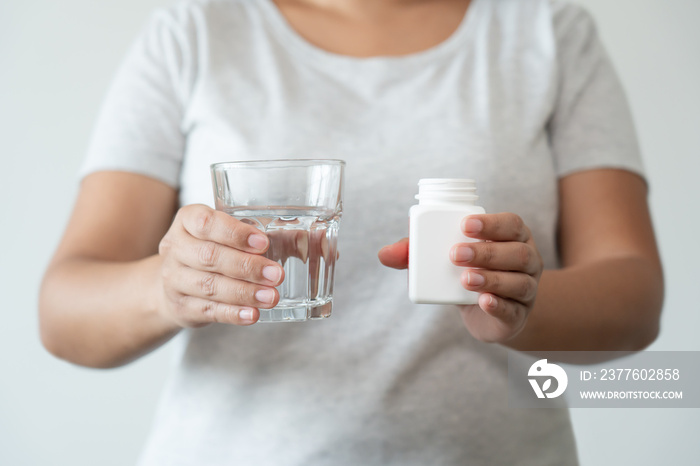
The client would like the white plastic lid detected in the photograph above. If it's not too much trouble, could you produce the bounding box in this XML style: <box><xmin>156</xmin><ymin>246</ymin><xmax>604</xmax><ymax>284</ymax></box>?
<box><xmin>415</xmin><ymin>178</ymin><xmax>479</xmax><ymax>203</ymax></box>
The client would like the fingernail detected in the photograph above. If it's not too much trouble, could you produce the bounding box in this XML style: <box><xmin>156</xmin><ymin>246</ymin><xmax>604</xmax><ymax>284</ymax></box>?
<box><xmin>463</xmin><ymin>218</ymin><xmax>483</xmax><ymax>234</ymax></box>
<box><xmin>239</xmin><ymin>308</ymin><xmax>255</xmax><ymax>322</ymax></box>
<box><xmin>467</xmin><ymin>271</ymin><xmax>485</xmax><ymax>287</ymax></box>
<box><xmin>255</xmin><ymin>289</ymin><xmax>275</xmax><ymax>304</ymax></box>
<box><xmin>488</xmin><ymin>295</ymin><xmax>497</xmax><ymax>308</ymax></box>
<box><xmin>453</xmin><ymin>246</ymin><xmax>474</xmax><ymax>262</ymax></box>
<box><xmin>248</xmin><ymin>234</ymin><xmax>268</xmax><ymax>250</ymax></box>
<box><xmin>262</xmin><ymin>265</ymin><xmax>282</xmax><ymax>283</ymax></box>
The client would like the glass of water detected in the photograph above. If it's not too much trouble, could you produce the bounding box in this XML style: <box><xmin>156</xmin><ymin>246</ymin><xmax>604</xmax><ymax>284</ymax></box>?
<box><xmin>211</xmin><ymin>159</ymin><xmax>345</xmax><ymax>323</ymax></box>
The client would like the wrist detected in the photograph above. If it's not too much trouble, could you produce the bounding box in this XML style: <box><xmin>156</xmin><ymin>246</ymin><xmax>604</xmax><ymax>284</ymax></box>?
<box><xmin>139</xmin><ymin>255</ymin><xmax>183</xmax><ymax>334</ymax></box>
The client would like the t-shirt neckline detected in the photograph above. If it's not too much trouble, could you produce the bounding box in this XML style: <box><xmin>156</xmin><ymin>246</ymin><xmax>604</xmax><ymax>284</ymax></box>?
<box><xmin>257</xmin><ymin>0</ymin><xmax>482</xmax><ymax>70</ymax></box>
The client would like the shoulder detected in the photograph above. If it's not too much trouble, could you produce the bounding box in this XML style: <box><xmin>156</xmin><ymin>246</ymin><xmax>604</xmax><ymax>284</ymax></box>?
<box><xmin>481</xmin><ymin>0</ymin><xmax>606</xmax><ymax>65</ymax></box>
<box><xmin>548</xmin><ymin>1</ymin><xmax>600</xmax><ymax>48</ymax></box>
<box><xmin>132</xmin><ymin>0</ymin><xmax>259</xmax><ymax>66</ymax></box>
<box><xmin>480</xmin><ymin>0</ymin><xmax>598</xmax><ymax>37</ymax></box>
<box><xmin>146</xmin><ymin>0</ymin><xmax>254</xmax><ymax>35</ymax></box>
<box><xmin>157</xmin><ymin>0</ymin><xmax>251</xmax><ymax>17</ymax></box>
<box><xmin>549</xmin><ymin>0</ymin><xmax>597</xmax><ymax>26</ymax></box>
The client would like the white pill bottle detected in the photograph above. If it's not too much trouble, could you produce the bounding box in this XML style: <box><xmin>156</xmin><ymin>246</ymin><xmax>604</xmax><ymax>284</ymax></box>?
<box><xmin>408</xmin><ymin>179</ymin><xmax>485</xmax><ymax>305</ymax></box>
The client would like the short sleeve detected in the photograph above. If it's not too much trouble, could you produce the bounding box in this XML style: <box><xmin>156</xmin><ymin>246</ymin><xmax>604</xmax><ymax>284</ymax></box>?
<box><xmin>549</xmin><ymin>2</ymin><xmax>645</xmax><ymax>179</ymax></box>
<box><xmin>80</xmin><ymin>7</ymin><xmax>196</xmax><ymax>188</ymax></box>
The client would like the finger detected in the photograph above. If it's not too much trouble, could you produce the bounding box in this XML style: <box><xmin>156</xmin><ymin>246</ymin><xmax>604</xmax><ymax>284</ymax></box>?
<box><xmin>461</xmin><ymin>213</ymin><xmax>531</xmax><ymax>243</ymax></box>
<box><xmin>450</xmin><ymin>241</ymin><xmax>540</xmax><ymax>275</ymax></box>
<box><xmin>173</xmin><ymin>234</ymin><xmax>284</xmax><ymax>286</ymax></box>
<box><xmin>176</xmin><ymin>295</ymin><xmax>260</xmax><ymax>326</ymax></box>
<box><xmin>178</xmin><ymin>204</ymin><xmax>270</xmax><ymax>253</ymax></box>
<box><xmin>477</xmin><ymin>293</ymin><xmax>528</xmax><ymax>329</ymax></box>
<box><xmin>460</xmin><ymin>269</ymin><xmax>537</xmax><ymax>304</ymax></box>
<box><xmin>378</xmin><ymin>238</ymin><xmax>409</xmax><ymax>270</ymax></box>
<box><xmin>174</xmin><ymin>266</ymin><xmax>280</xmax><ymax>309</ymax></box>
<box><xmin>458</xmin><ymin>296</ymin><xmax>527</xmax><ymax>343</ymax></box>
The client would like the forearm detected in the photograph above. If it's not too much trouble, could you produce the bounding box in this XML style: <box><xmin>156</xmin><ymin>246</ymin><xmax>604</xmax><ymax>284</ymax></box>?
<box><xmin>39</xmin><ymin>255</ymin><xmax>181</xmax><ymax>368</ymax></box>
<box><xmin>504</xmin><ymin>256</ymin><xmax>663</xmax><ymax>352</ymax></box>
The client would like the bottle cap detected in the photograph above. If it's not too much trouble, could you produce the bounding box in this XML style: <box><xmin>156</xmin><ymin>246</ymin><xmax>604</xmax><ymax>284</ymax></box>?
<box><xmin>415</xmin><ymin>178</ymin><xmax>479</xmax><ymax>202</ymax></box>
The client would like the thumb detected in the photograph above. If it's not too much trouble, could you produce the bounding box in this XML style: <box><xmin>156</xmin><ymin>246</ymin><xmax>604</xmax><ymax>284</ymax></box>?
<box><xmin>378</xmin><ymin>238</ymin><xmax>409</xmax><ymax>270</ymax></box>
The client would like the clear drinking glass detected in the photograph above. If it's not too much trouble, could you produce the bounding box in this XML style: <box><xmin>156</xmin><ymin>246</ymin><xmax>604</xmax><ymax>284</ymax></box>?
<box><xmin>211</xmin><ymin>159</ymin><xmax>345</xmax><ymax>322</ymax></box>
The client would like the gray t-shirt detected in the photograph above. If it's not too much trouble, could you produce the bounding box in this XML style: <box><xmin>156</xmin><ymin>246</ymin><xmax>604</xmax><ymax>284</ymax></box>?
<box><xmin>82</xmin><ymin>0</ymin><xmax>644</xmax><ymax>464</ymax></box>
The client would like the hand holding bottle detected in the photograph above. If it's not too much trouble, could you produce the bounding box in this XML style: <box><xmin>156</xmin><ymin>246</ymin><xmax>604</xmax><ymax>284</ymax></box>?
<box><xmin>449</xmin><ymin>212</ymin><xmax>543</xmax><ymax>342</ymax></box>
<box><xmin>378</xmin><ymin>212</ymin><xmax>543</xmax><ymax>343</ymax></box>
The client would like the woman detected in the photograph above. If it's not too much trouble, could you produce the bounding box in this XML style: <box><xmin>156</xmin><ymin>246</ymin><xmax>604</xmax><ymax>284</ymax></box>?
<box><xmin>40</xmin><ymin>0</ymin><xmax>663</xmax><ymax>464</ymax></box>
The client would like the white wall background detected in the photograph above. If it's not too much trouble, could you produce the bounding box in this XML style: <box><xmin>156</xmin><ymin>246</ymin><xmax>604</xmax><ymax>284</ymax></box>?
<box><xmin>1</xmin><ymin>0</ymin><xmax>698</xmax><ymax>464</ymax></box>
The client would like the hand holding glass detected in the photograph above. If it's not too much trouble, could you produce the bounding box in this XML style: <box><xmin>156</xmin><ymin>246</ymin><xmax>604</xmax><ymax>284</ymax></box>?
<box><xmin>211</xmin><ymin>159</ymin><xmax>345</xmax><ymax>322</ymax></box>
